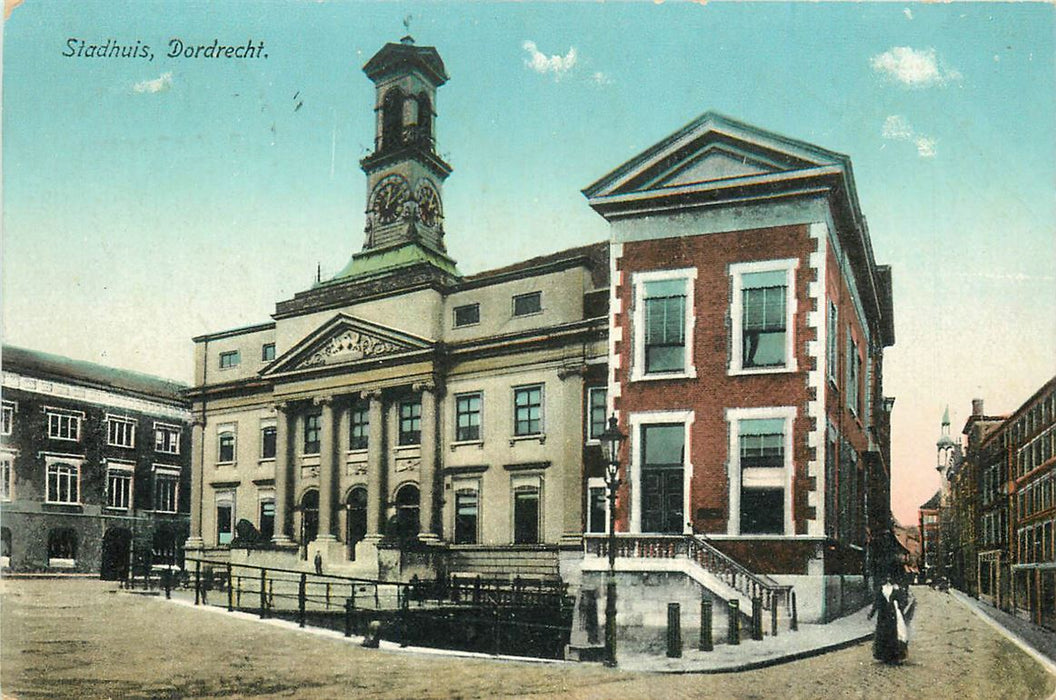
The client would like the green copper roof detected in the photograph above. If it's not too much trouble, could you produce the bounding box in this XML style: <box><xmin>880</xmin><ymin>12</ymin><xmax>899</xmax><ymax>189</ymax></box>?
<box><xmin>942</xmin><ymin>405</ymin><xmax>950</xmax><ymax>426</ymax></box>
<box><xmin>326</xmin><ymin>242</ymin><xmax>460</xmax><ymax>285</ymax></box>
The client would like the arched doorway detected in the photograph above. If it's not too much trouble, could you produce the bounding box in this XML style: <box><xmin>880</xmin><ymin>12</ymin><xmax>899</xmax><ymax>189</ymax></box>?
<box><xmin>346</xmin><ymin>487</ymin><xmax>367</xmax><ymax>560</ymax></box>
<box><xmin>393</xmin><ymin>484</ymin><xmax>420</xmax><ymax>543</ymax></box>
<box><xmin>300</xmin><ymin>489</ymin><xmax>319</xmax><ymax>546</ymax></box>
<box><xmin>101</xmin><ymin>527</ymin><xmax>132</xmax><ymax>580</ymax></box>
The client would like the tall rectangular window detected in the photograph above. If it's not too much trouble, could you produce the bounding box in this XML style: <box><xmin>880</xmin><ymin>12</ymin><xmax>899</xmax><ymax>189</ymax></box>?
<box><xmin>587</xmin><ymin>478</ymin><xmax>607</xmax><ymax>534</ymax></box>
<box><xmin>261</xmin><ymin>343</ymin><xmax>276</xmax><ymax>362</ymax></box>
<box><xmin>259</xmin><ymin>499</ymin><xmax>275</xmax><ymax>541</ymax></box>
<box><xmin>260</xmin><ymin>425</ymin><xmax>277</xmax><ymax>459</ymax></box>
<box><xmin>219</xmin><ymin>350</ymin><xmax>240</xmax><ymax>368</ymax></box>
<box><xmin>640</xmin><ymin>423</ymin><xmax>685</xmax><ymax>534</ymax></box>
<box><xmin>847</xmin><ymin>334</ymin><xmax>861</xmax><ymax>415</ymax></box>
<box><xmin>454</xmin><ymin>489</ymin><xmax>479</xmax><ymax>544</ymax></box>
<box><xmin>644</xmin><ymin>280</ymin><xmax>687</xmax><ymax>373</ymax></box>
<box><xmin>154</xmin><ymin>471</ymin><xmax>179</xmax><ymax>513</ymax></box>
<box><xmin>303</xmin><ymin>413</ymin><xmax>321</xmax><ymax>454</ymax></box>
<box><xmin>512</xmin><ymin>291</ymin><xmax>542</xmax><ymax>317</ymax></box>
<box><xmin>729</xmin><ymin>407</ymin><xmax>794</xmax><ymax>536</ymax></box>
<box><xmin>587</xmin><ymin>387</ymin><xmax>608</xmax><ymax>441</ymax></box>
<box><xmin>217</xmin><ymin>426</ymin><xmax>236</xmax><ymax>463</ymax></box>
<box><xmin>513</xmin><ymin>487</ymin><xmax>540</xmax><ymax>544</ymax></box>
<box><xmin>216</xmin><ymin>492</ymin><xmax>234</xmax><ymax>545</ymax></box>
<box><xmin>513</xmin><ymin>385</ymin><xmax>543</xmax><ymax>436</ymax></box>
<box><xmin>349</xmin><ymin>400</ymin><xmax>369</xmax><ymax>450</ymax></box>
<box><xmin>399</xmin><ymin>399</ymin><xmax>421</xmax><ymax>446</ymax></box>
<box><xmin>730</xmin><ymin>260</ymin><xmax>797</xmax><ymax>374</ymax></box>
<box><xmin>827</xmin><ymin>301</ymin><xmax>839</xmax><ymax>384</ymax></box>
<box><xmin>453</xmin><ymin>303</ymin><xmax>480</xmax><ymax>327</ymax></box>
<box><xmin>455</xmin><ymin>392</ymin><xmax>482</xmax><ymax>442</ymax></box>
<box><xmin>106</xmin><ymin>464</ymin><xmax>133</xmax><ymax>510</ymax></box>
<box><xmin>154</xmin><ymin>423</ymin><xmax>181</xmax><ymax>454</ymax></box>
<box><xmin>46</xmin><ymin>461</ymin><xmax>80</xmax><ymax>504</ymax></box>
<box><xmin>107</xmin><ymin>416</ymin><xmax>136</xmax><ymax>448</ymax></box>
<box><xmin>1</xmin><ymin>455</ymin><xmax>13</xmax><ymax>501</ymax></box>
<box><xmin>47</xmin><ymin>410</ymin><xmax>81</xmax><ymax>441</ymax></box>
<box><xmin>1</xmin><ymin>402</ymin><xmax>15</xmax><ymax>436</ymax></box>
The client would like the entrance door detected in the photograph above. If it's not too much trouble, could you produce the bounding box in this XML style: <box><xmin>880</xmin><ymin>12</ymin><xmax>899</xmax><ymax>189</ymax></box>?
<box><xmin>100</xmin><ymin>527</ymin><xmax>132</xmax><ymax>580</ymax></box>
<box><xmin>393</xmin><ymin>484</ymin><xmax>420</xmax><ymax>542</ymax></box>
<box><xmin>640</xmin><ymin>424</ymin><xmax>684</xmax><ymax>534</ymax></box>
<box><xmin>346</xmin><ymin>487</ymin><xmax>367</xmax><ymax>559</ymax></box>
<box><xmin>301</xmin><ymin>490</ymin><xmax>319</xmax><ymax>545</ymax></box>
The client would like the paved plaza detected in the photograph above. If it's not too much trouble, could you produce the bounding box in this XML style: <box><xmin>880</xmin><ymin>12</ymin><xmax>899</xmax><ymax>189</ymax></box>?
<box><xmin>1</xmin><ymin>579</ymin><xmax>1053</xmax><ymax>699</ymax></box>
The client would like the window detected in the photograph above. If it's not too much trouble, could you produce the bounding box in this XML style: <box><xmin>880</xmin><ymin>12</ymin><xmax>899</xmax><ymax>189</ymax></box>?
<box><xmin>0</xmin><ymin>455</ymin><xmax>12</xmax><ymax>501</ymax></box>
<box><xmin>259</xmin><ymin>498</ymin><xmax>275</xmax><ymax>541</ymax></box>
<box><xmin>730</xmin><ymin>259</ymin><xmax>797</xmax><ymax>374</ymax></box>
<box><xmin>216</xmin><ymin>491</ymin><xmax>235</xmax><ymax>545</ymax></box>
<box><xmin>1</xmin><ymin>401</ymin><xmax>14</xmax><ymax>436</ymax></box>
<box><xmin>512</xmin><ymin>291</ymin><xmax>542</xmax><ymax>317</ymax></box>
<box><xmin>454</xmin><ymin>488</ymin><xmax>479</xmax><ymax>544</ymax></box>
<box><xmin>453</xmin><ymin>303</ymin><xmax>480</xmax><ymax>327</ymax></box>
<box><xmin>513</xmin><ymin>487</ymin><xmax>540</xmax><ymax>544</ymax></box>
<box><xmin>155</xmin><ymin>423</ymin><xmax>181</xmax><ymax>454</ymax></box>
<box><xmin>154</xmin><ymin>469</ymin><xmax>179</xmax><ymax>513</ymax></box>
<box><xmin>219</xmin><ymin>350</ymin><xmax>240</xmax><ymax>368</ymax></box>
<box><xmin>261</xmin><ymin>343</ymin><xmax>276</xmax><ymax>362</ymax></box>
<box><xmin>46</xmin><ymin>462</ymin><xmax>80</xmax><ymax>504</ymax></box>
<box><xmin>827</xmin><ymin>301</ymin><xmax>839</xmax><ymax>384</ymax></box>
<box><xmin>587</xmin><ymin>387</ymin><xmax>608</xmax><ymax>441</ymax></box>
<box><xmin>106</xmin><ymin>415</ymin><xmax>136</xmax><ymax>448</ymax></box>
<box><xmin>106</xmin><ymin>462</ymin><xmax>134</xmax><ymax>510</ymax></box>
<box><xmin>349</xmin><ymin>400</ymin><xmax>369</xmax><ymax>450</ymax></box>
<box><xmin>587</xmin><ymin>477</ymin><xmax>608</xmax><ymax>534</ymax></box>
<box><xmin>260</xmin><ymin>424</ymin><xmax>277</xmax><ymax>460</ymax></box>
<box><xmin>455</xmin><ymin>392</ymin><xmax>482</xmax><ymax>442</ymax></box>
<box><xmin>847</xmin><ymin>334</ymin><xmax>861</xmax><ymax>415</ymax></box>
<box><xmin>304</xmin><ymin>413</ymin><xmax>321</xmax><ymax>454</ymax></box>
<box><xmin>47</xmin><ymin>528</ymin><xmax>77</xmax><ymax>565</ymax></box>
<box><xmin>47</xmin><ymin>410</ymin><xmax>81</xmax><ymax>441</ymax></box>
<box><xmin>513</xmin><ymin>385</ymin><xmax>543</xmax><ymax>436</ymax></box>
<box><xmin>631</xmin><ymin>269</ymin><xmax>696</xmax><ymax>381</ymax></box>
<box><xmin>398</xmin><ymin>399</ymin><xmax>422</xmax><ymax>446</ymax></box>
<box><xmin>217</xmin><ymin>426</ymin><xmax>236</xmax><ymax>463</ymax></box>
<box><xmin>728</xmin><ymin>406</ymin><xmax>795</xmax><ymax>536</ymax></box>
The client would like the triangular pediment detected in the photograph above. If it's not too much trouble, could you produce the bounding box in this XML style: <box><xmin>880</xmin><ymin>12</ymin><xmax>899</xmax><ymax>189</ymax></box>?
<box><xmin>583</xmin><ymin>112</ymin><xmax>848</xmax><ymax>201</ymax></box>
<box><xmin>263</xmin><ymin>314</ymin><xmax>433</xmax><ymax>377</ymax></box>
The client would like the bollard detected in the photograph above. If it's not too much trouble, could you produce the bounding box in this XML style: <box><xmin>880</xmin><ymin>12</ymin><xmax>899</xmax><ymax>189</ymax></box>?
<box><xmin>728</xmin><ymin>599</ymin><xmax>740</xmax><ymax>645</ymax></box>
<box><xmin>227</xmin><ymin>563</ymin><xmax>234</xmax><ymax>612</ymax></box>
<box><xmin>751</xmin><ymin>597</ymin><xmax>763</xmax><ymax>641</ymax></box>
<box><xmin>298</xmin><ymin>573</ymin><xmax>307</xmax><ymax>628</ymax></box>
<box><xmin>325</xmin><ymin>582</ymin><xmax>331</xmax><ymax>610</ymax></box>
<box><xmin>790</xmin><ymin>591</ymin><xmax>798</xmax><ymax>631</ymax></box>
<box><xmin>236</xmin><ymin>575</ymin><xmax>242</xmax><ymax>608</ymax></box>
<box><xmin>400</xmin><ymin>590</ymin><xmax>410</xmax><ymax>648</ymax></box>
<box><xmin>362</xmin><ymin>619</ymin><xmax>381</xmax><ymax>648</ymax></box>
<box><xmin>194</xmin><ymin>561</ymin><xmax>201</xmax><ymax>606</ymax></box>
<box><xmin>699</xmin><ymin>598</ymin><xmax>713</xmax><ymax>652</ymax></box>
<box><xmin>344</xmin><ymin>597</ymin><xmax>354</xmax><ymax>638</ymax></box>
<box><xmin>771</xmin><ymin>596</ymin><xmax>778</xmax><ymax>637</ymax></box>
<box><xmin>259</xmin><ymin>570</ymin><xmax>267</xmax><ymax>619</ymax></box>
<box><xmin>667</xmin><ymin>603</ymin><xmax>682</xmax><ymax>658</ymax></box>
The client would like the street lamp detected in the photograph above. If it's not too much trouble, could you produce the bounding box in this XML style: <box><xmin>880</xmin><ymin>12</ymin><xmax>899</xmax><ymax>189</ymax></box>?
<box><xmin>599</xmin><ymin>415</ymin><xmax>625</xmax><ymax>668</ymax></box>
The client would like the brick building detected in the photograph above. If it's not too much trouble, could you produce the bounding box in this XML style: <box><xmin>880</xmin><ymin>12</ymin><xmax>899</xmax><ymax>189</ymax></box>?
<box><xmin>1</xmin><ymin>345</ymin><xmax>192</xmax><ymax>576</ymax></box>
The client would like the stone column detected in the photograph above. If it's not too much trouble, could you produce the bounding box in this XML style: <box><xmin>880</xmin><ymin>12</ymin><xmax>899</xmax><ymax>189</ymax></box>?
<box><xmin>185</xmin><ymin>417</ymin><xmax>206</xmax><ymax>550</ymax></box>
<box><xmin>365</xmin><ymin>390</ymin><xmax>385</xmax><ymax>539</ymax></box>
<box><xmin>416</xmin><ymin>381</ymin><xmax>439</xmax><ymax>542</ymax></box>
<box><xmin>272</xmin><ymin>402</ymin><xmax>295</xmax><ymax>546</ymax></box>
<box><xmin>316</xmin><ymin>395</ymin><xmax>337</xmax><ymax>541</ymax></box>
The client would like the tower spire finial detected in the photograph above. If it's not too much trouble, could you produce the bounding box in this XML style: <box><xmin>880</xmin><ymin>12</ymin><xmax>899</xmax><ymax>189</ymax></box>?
<box><xmin>401</xmin><ymin>14</ymin><xmax>414</xmax><ymax>44</ymax></box>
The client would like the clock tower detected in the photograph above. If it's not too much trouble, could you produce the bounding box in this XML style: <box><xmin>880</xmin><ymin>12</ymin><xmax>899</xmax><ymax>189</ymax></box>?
<box><xmin>336</xmin><ymin>34</ymin><xmax>458</xmax><ymax>280</ymax></box>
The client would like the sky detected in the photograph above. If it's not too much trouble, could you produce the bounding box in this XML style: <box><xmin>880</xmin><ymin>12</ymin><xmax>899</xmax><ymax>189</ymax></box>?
<box><xmin>2</xmin><ymin>1</ymin><xmax>1054</xmax><ymax>526</ymax></box>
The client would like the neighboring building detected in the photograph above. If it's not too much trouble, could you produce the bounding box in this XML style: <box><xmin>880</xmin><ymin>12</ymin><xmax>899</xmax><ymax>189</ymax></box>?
<box><xmin>0</xmin><ymin>345</ymin><xmax>192</xmax><ymax>576</ymax></box>
<box><xmin>918</xmin><ymin>491</ymin><xmax>942</xmax><ymax>582</ymax></box>
<box><xmin>185</xmin><ymin>36</ymin><xmax>896</xmax><ymax>629</ymax></box>
<box><xmin>581</xmin><ymin>112</ymin><xmax>896</xmax><ymax>623</ymax></box>
<box><xmin>959</xmin><ymin>400</ymin><xmax>1007</xmax><ymax>604</ymax></box>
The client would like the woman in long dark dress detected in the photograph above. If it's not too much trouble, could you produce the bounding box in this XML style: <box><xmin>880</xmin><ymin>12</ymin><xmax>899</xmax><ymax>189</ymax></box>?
<box><xmin>868</xmin><ymin>578</ymin><xmax>908</xmax><ymax>664</ymax></box>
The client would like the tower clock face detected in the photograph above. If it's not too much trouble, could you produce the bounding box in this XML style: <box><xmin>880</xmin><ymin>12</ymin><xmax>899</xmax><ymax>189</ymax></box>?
<box><xmin>416</xmin><ymin>182</ymin><xmax>442</xmax><ymax>228</ymax></box>
<box><xmin>370</xmin><ymin>175</ymin><xmax>410</xmax><ymax>225</ymax></box>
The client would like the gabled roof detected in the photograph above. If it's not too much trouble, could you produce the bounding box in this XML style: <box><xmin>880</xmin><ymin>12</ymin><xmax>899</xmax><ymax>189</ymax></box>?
<box><xmin>261</xmin><ymin>313</ymin><xmax>434</xmax><ymax>379</ymax></box>
<box><xmin>1</xmin><ymin>344</ymin><xmax>187</xmax><ymax>403</ymax></box>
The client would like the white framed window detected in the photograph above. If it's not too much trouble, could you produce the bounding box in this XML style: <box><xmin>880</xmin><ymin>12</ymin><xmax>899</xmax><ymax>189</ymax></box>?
<box><xmin>628</xmin><ymin>410</ymin><xmax>694</xmax><ymax>535</ymax></box>
<box><xmin>0</xmin><ymin>452</ymin><xmax>14</xmax><ymax>501</ymax></box>
<box><xmin>511</xmin><ymin>474</ymin><xmax>543</xmax><ymax>544</ymax></box>
<box><xmin>455</xmin><ymin>392</ymin><xmax>483</xmax><ymax>442</ymax></box>
<box><xmin>826</xmin><ymin>301</ymin><xmax>839</xmax><ymax>385</ymax></box>
<box><xmin>154</xmin><ymin>422</ymin><xmax>181</xmax><ymax>454</ymax></box>
<box><xmin>217</xmin><ymin>424</ymin><xmax>237</xmax><ymax>464</ymax></box>
<box><xmin>106</xmin><ymin>460</ymin><xmax>134</xmax><ymax>510</ymax></box>
<box><xmin>630</xmin><ymin>268</ymin><xmax>697</xmax><ymax>381</ymax></box>
<box><xmin>261</xmin><ymin>343</ymin><xmax>276</xmax><ymax>362</ymax></box>
<box><xmin>153</xmin><ymin>467</ymin><xmax>180</xmax><ymax>513</ymax></box>
<box><xmin>260</xmin><ymin>419</ymin><xmax>277</xmax><ymax>460</ymax></box>
<box><xmin>729</xmin><ymin>259</ymin><xmax>798</xmax><ymax>375</ymax></box>
<box><xmin>513</xmin><ymin>384</ymin><xmax>544</xmax><ymax>437</ymax></box>
<box><xmin>586</xmin><ymin>476</ymin><xmax>609</xmax><ymax>534</ymax></box>
<box><xmin>219</xmin><ymin>350</ymin><xmax>240</xmax><ymax>369</ymax></box>
<box><xmin>726</xmin><ymin>406</ymin><xmax>796</xmax><ymax>536</ymax></box>
<box><xmin>1</xmin><ymin>401</ymin><xmax>15</xmax><ymax>436</ymax></box>
<box><xmin>106</xmin><ymin>415</ymin><xmax>137</xmax><ymax>448</ymax></box>
<box><xmin>216</xmin><ymin>490</ymin><xmax>236</xmax><ymax>545</ymax></box>
<box><xmin>586</xmin><ymin>387</ymin><xmax>608</xmax><ymax>442</ymax></box>
<box><xmin>847</xmin><ymin>332</ymin><xmax>861</xmax><ymax>416</ymax></box>
<box><xmin>512</xmin><ymin>291</ymin><xmax>542</xmax><ymax>317</ymax></box>
<box><xmin>44</xmin><ymin>455</ymin><xmax>83</xmax><ymax>504</ymax></box>
<box><xmin>46</xmin><ymin>408</ymin><xmax>83</xmax><ymax>441</ymax></box>
<box><xmin>452</xmin><ymin>478</ymin><xmax>480</xmax><ymax>545</ymax></box>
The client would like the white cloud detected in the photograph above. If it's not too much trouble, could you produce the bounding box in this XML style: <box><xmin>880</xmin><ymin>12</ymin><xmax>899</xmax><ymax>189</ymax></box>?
<box><xmin>133</xmin><ymin>72</ymin><xmax>173</xmax><ymax>94</ymax></box>
<box><xmin>522</xmin><ymin>40</ymin><xmax>577</xmax><ymax>80</ymax></box>
<box><xmin>881</xmin><ymin>114</ymin><xmax>937</xmax><ymax>158</ymax></box>
<box><xmin>870</xmin><ymin>47</ymin><xmax>959</xmax><ymax>88</ymax></box>
<box><xmin>590</xmin><ymin>71</ymin><xmax>613</xmax><ymax>86</ymax></box>
<box><xmin>903</xmin><ymin>8</ymin><xmax>913</xmax><ymax>20</ymax></box>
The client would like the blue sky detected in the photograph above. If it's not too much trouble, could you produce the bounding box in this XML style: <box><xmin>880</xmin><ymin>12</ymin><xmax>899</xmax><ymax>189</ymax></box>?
<box><xmin>3</xmin><ymin>1</ymin><xmax>1054</xmax><ymax>523</ymax></box>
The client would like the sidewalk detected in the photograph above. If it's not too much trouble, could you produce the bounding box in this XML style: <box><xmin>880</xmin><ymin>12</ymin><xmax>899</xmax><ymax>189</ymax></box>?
<box><xmin>949</xmin><ymin>589</ymin><xmax>1056</xmax><ymax>675</ymax></box>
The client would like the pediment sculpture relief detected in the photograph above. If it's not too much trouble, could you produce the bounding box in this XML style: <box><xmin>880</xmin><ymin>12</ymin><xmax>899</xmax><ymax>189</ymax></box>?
<box><xmin>300</xmin><ymin>329</ymin><xmax>405</xmax><ymax>368</ymax></box>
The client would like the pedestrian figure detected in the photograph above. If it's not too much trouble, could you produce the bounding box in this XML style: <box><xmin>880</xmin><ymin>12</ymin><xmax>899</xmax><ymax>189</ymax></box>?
<box><xmin>314</xmin><ymin>551</ymin><xmax>323</xmax><ymax>575</ymax></box>
<box><xmin>868</xmin><ymin>575</ymin><xmax>909</xmax><ymax>664</ymax></box>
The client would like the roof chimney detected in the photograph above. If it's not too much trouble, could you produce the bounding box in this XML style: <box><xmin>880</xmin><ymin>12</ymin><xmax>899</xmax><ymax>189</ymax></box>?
<box><xmin>972</xmin><ymin>398</ymin><xmax>984</xmax><ymax>417</ymax></box>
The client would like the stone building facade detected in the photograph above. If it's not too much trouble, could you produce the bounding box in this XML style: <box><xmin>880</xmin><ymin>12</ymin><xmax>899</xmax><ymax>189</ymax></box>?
<box><xmin>0</xmin><ymin>345</ymin><xmax>191</xmax><ymax>576</ymax></box>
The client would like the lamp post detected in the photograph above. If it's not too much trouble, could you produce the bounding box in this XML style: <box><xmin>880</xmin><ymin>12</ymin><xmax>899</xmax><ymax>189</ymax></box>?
<box><xmin>599</xmin><ymin>415</ymin><xmax>625</xmax><ymax>668</ymax></box>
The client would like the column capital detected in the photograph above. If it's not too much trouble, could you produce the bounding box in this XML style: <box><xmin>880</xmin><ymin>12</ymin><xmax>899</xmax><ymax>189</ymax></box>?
<box><xmin>192</xmin><ymin>416</ymin><xmax>206</xmax><ymax>428</ymax></box>
<box><xmin>363</xmin><ymin>389</ymin><xmax>383</xmax><ymax>401</ymax></box>
<box><xmin>272</xmin><ymin>401</ymin><xmax>291</xmax><ymax>414</ymax></box>
<box><xmin>313</xmin><ymin>394</ymin><xmax>335</xmax><ymax>408</ymax></box>
<box><xmin>412</xmin><ymin>380</ymin><xmax>436</xmax><ymax>394</ymax></box>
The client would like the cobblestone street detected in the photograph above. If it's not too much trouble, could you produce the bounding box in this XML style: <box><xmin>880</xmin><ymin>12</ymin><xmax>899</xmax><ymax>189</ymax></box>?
<box><xmin>2</xmin><ymin>579</ymin><xmax>1052</xmax><ymax>700</ymax></box>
